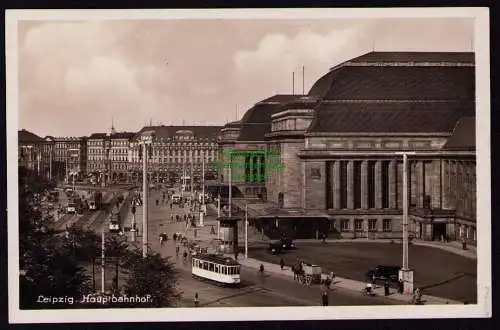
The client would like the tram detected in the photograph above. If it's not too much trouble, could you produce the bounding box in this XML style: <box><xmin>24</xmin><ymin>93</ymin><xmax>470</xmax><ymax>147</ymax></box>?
<box><xmin>109</xmin><ymin>212</ymin><xmax>121</xmax><ymax>232</ymax></box>
<box><xmin>191</xmin><ymin>254</ymin><xmax>241</xmax><ymax>286</ymax></box>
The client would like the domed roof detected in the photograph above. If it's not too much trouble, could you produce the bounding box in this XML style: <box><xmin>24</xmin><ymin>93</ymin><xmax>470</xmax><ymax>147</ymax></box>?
<box><xmin>308</xmin><ymin>52</ymin><xmax>474</xmax><ymax>100</ymax></box>
<box><xmin>307</xmin><ymin>51</ymin><xmax>475</xmax><ymax>134</ymax></box>
<box><xmin>237</xmin><ymin>95</ymin><xmax>299</xmax><ymax>141</ymax></box>
<box><xmin>222</xmin><ymin>121</ymin><xmax>241</xmax><ymax>129</ymax></box>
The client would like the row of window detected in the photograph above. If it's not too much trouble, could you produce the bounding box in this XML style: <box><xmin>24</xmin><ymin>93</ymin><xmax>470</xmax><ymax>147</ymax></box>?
<box><xmin>338</xmin><ymin>219</ymin><xmax>393</xmax><ymax>232</ymax></box>
<box><xmin>192</xmin><ymin>259</ymin><xmax>240</xmax><ymax>275</ymax></box>
<box><xmin>132</xmin><ymin>150</ymin><xmax>216</xmax><ymax>156</ymax></box>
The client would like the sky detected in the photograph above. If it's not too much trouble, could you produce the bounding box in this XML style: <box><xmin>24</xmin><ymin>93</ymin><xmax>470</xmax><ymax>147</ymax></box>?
<box><xmin>17</xmin><ymin>17</ymin><xmax>474</xmax><ymax>137</ymax></box>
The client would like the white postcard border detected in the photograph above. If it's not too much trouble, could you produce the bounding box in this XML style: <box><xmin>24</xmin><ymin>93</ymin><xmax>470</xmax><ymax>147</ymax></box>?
<box><xmin>6</xmin><ymin>7</ymin><xmax>491</xmax><ymax>323</ymax></box>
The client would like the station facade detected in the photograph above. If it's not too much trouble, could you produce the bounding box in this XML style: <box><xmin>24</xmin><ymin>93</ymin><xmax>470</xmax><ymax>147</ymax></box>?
<box><xmin>218</xmin><ymin>51</ymin><xmax>477</xmax><ymax>245</ymax></box>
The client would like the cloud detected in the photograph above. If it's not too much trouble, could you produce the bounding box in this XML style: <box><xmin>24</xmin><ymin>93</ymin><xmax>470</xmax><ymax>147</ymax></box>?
<box><xmin>231</xmin><ymin>18</ymin><xmax>473</xmax><ymax>110</ymax></box>
<box><xmin>16</xmin><ymin>18</ymin><xmax>474</xmax><ymax>137</ymax></box>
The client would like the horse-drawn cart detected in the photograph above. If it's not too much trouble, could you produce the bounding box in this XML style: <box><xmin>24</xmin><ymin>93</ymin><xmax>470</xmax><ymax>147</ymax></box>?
<box><xmin>296</xmin><ymin>263</ymin><xmax>322</xmax><ymax>286</ymax></box>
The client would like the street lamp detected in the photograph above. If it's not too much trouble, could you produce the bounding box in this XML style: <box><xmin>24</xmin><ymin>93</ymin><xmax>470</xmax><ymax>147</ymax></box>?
<box><xmin>140</xmin><ymin>130</ymin><xmax>155</xmax><ymax>258</ymax></box>
<box><xmin>199</xmin><ymin>146</ymin><xmax>206</xmax><ymax>227</ymax></box>
<box><xmin>245</xmin><ymin>203</ymin><xmax>248</xmax><ymax>259</ymax></box>
<box><xmin>395</xmin><ymin>151</ymin><xmax>416</xmax><ymax>295</ymax></box>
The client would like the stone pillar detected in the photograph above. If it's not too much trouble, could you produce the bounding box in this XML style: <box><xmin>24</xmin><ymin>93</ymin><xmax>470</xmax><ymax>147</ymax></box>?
<box><xmin>388</xmin><ymin>160</ymin><xmax>397</xmax><ymax>209</ymax></box>
<box><xmin>396</xmin><ymin>161</ymin><xmax>403</xmax><ymax>209</ymax></box>
<box><xmin>347</xmin><ymin>161</ymin><xmax>354</xmax><ymax>209</ymax></box>
<box><xmin>361</xmin><ymin>160</ymin><xmax>369</xmax><ymax>209</ymax></box>
<box><xmin>253</xmin><ymin>156</ymin><xmax>259</xmax><ymax>183</ymax></box>
<box><xmin>416</xmin><ymin>161</ymin><xmax>425</xmax><ymax>208</ymax></box>
<box><xmin>332</xmin><ymin>161</ymin><xmax>341</xmax><ymax>209</ymax></box>
<box><xmin>374</xmin><ymin>161</ymin><xmax>382</xmax><ymax>209</ymax></box>
<box><xmin>441</xmin><ymin>160</ymin><xmax>450</xmax><ymax>209</ymax></box>
<box><xmin>425</xmin><ymin>223</ymin><xmax>433</xmax><ymax>240</ymax></box>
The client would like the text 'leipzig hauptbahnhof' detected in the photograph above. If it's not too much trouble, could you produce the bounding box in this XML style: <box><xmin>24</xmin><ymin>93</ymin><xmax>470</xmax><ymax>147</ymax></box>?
<box><xmin>18</xmin><ymin>51</ymin><xmax>476</xmax><ymax>246</ymax></box>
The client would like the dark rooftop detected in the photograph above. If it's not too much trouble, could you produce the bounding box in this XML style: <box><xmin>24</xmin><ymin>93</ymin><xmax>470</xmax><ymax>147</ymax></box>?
<box><xmin>309</xmin><ymin>66</ymin><xmax>474</xmax><ymax>101</ymax></box>
<box><xmin>111</xmin><ymin>132</ymin><xmax>136</xmax><ymax>139</ymax></box>
<box><xmin>442</xmin><ymin>117</ymin><xmax>476</xmax><ymax>150</ymax></box>
<box><xmin>18</xmin><ymin>129</ymin><xmax>43</xmax><ymax>144</ymax></box>
<box><xmin>308</xmin><ymin>101</ymin><xmax>474</xmax><ymax>134</ymax></box>
<box><xmin>135</xmin><ymin>125</ymin><xmax>223</xmax><ymax>140</ymax></box>
<box><xmin>345</xmin><ymin>51</ymin><xmax>474</xmax><ymax>65</ymax></box>
<box><xmin>89</xmin><ymin>133</ymin><xmax>107</xmax><ymax>139</ymax></box>
<box><xmin>222</xmin><ymin>121</ymin><xmax>241</xmax><ymax>129</ymax></box>
<box><xmin>238</xmin><ymin>95</ymin><xmax>298</xmax><ymax>141</ymax></box>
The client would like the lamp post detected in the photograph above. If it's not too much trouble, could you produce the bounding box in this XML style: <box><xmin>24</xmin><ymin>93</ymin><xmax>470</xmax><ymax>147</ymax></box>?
<box><xmin>395</xmin><ymin>151</ymin><xmax>416</xmax><ymax>294</ymax></box>
<box><xmin>245</xmin><ymin>204</ymin><xmax>248</xmax><ymax>259</ymax></box>
<box><xmin>228</xmin><ymin>153</ymin><xmax>232</xmax><ymax>218</ymax></box>
<box><xmin>199</xmin><ymin>147</ymin><xmax>206</xmax><ymax>227</ymax></box>
<box><xmin>140</xmin><ymin>130</ymin><xmax>155</xmax><ymax>258</ymax></box>
<box><xmin>190</xmin><ymin>146</ymin><xmax>194</xmax><ymax>197</ymax></box>
<box><xmin>101</xmin><ymin>230</ymin><xmax>105</xmax><ymax>293</ymax></box>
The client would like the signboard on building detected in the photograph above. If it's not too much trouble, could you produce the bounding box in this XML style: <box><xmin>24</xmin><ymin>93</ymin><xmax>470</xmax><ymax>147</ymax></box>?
<box><xmin>310</xmin><ymin>167</ymin><xmax>321</xmax><ymax>180</ymax></box>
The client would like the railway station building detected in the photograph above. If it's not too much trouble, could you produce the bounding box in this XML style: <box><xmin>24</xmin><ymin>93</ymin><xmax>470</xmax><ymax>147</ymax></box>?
<box><xmin>218</xmin><ymin>51</ymin><xmax>477</xmax><ymax>246</ymax></box>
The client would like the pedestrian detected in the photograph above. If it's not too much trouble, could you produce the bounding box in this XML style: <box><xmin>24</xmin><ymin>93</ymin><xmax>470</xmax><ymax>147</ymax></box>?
<box><xmin>322</xmin><ymin>291</ymin><xmax>329</xmax><ymax>306</ymax></box>
<box><xmin>398</xmin><ymin>279</ymin><xmax>404</xmax><ymax>294</ymax></box>
<box><xmin>371</xmin><ymin>274</ymin><xmax>376</xmax><ymax>285</ymax></box>
<box><xmin>280</xmin><ymin>258</ymin><xmax>285</xmax><ymax>270</ymax></box>
<box><xmin>384</xmin><ymin>280</ymin><xmax>390</xmax><ymax>296</ymax></box>
<box><xmin>194</xmin><ymin>292</ymin><xmax>199</xmax><ymax>307</ymax></box>
<box><xmin>173</xmin><ymin>233</ymin><xmax>177</xmax><ymax>241</ymax></box>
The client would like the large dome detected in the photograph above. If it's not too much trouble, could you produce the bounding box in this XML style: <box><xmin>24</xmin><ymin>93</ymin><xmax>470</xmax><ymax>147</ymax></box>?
<box><xmin>306</xmin><ymin>51</ymin><xmax>475</xmax><ymax>134</ymax></box>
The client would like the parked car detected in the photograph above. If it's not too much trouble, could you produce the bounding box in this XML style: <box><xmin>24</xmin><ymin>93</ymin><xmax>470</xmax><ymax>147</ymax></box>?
<box><xmin>268</xmin><ymin>241</ymin><xmax>283</xmax><ymax>255</ymax></box>
<box><xmin>280</xmin><ymin>237</ymin><xmax>295</xmax><ymax>249</ymax></box>
<box><xmin>365</xmin><ymin>265</ymin><xmax>401</xmax><ymax>283</ymax></box>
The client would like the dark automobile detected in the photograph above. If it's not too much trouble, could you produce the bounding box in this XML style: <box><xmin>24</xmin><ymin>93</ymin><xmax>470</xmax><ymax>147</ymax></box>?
<box><xmin>268</xmin><ymin>241</ymin><xmax>283</xmax><ymax>254</ymax></box>
<box><xmin>365</xmin><ymin>265</ymin><xmax>401</xmax><ymax>283</ymax></box>
<box><xmin>280</xmin><ymin>237</ymin><xmax>295</xmax><ymax>249</ymax></box>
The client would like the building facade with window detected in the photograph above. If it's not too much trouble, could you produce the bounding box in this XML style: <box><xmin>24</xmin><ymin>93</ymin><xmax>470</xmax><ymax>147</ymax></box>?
<box><xmin>86</xmin><ymin>131</ymin><xmax>135</xmax><ymax>184</ymax></box>
<box><xmin>229</xmin><ymin>52</ymin><xmax>476</xmax><ymax>244</ymax></box>
<box><xmin>18</xmin><ymin>129</ymin><xmax>48</xmax><ymax>176</ymax></box>
<box><xmin>42</xmin><ymin>136</ymin><xmax>87</xmax><ymax>182</ymax></box>
<box><xmin>129</xmin><ymin>125</ymin><xmax>221</xmax><ymax>185</ymax></box>
<box><xmin>217</xmin><ymin>95</ymin><xmax>299</xmax><ymax>199</ymax></box>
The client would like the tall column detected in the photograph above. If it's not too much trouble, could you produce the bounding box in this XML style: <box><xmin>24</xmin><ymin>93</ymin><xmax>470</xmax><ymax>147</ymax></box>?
<box><xmin>347</xmin><ymin>161</ymin><xmax>354</xmax><ymax>209</ymax></box>
<box><xmin>441</xmin><ymin>160</ymin><xmax>449</xmax><ymax>209</ymax></box>
<box><xmin>396</xmin><ymin>161</ymin><xmax>403</xmax><ymax>208</ymax></box>
<box><xmin>388</xmin><ymin>160</ymin><xmax>397</xmax><ymax>209</ymax></box>
<box><xmin>416</xmin><ymin>161</ymin><xmax>425</xmax><ymax>208</ymax></box>
<box><xmin>332</xmin><ymin>161</ymin><xmax>341</xmax><ymax>209</ymax></box>
<box><xmin>374</xmin><ymin>161</ymin><xmax>383</xmax><ymax>209</ymax></box>
<box><xmin>361</xmin><ymin>160</ymin><xmax>369</xmax><ymax>209</ymax></box>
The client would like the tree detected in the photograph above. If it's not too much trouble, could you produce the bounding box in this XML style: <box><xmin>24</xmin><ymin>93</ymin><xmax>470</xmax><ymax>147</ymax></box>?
<box><xmin>120</xmin><ymin>247</ymin><xmax>181</xmax><ymax>307</ymax></box>
<box><xmin>105</xmin><ymin>233</ymin><xmax>129</xmax><ymax>292</ymax></box>
<box><xmin>19</xmin><ymin>166</ymin><xmax>91</xmax><ymax>309</ymax></box>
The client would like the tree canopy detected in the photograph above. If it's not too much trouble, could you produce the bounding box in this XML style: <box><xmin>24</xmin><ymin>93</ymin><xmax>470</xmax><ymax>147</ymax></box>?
<box><xmin>18</xmin><ymin>166</ymin><xmax>182</xmax><ymax>309</ymax></box>
<box><xmin>120</xmin><ymin>247</ymin><xmax>181</xmax><ymax>308</ymax></box>
<box><xmin>19</xmin><ymin>167</ymin><xmax>91</xmax><ymax>309</ymax></box>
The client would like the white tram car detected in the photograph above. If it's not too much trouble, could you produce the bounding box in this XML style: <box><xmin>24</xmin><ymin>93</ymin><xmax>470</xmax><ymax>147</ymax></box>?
<box><xmin>191</xmin><ymin>254</ymin><xmax>241</xmax><ymax>286</ymax></box>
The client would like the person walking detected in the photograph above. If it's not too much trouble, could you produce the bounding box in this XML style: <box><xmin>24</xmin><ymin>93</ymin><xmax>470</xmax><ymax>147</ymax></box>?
<box><xmin>280</xmin><ymin>258</ymin><xmax>285</xmax><ymax>270</ymax></box>
<box><xmin>384</xmin><ymin>280</ymin><xmax>390</xmax><ymax>296</ymax></box>
<box><xmin>194</xmin><ymin>292</ymin><xmax>199</xmax><ymax>307</ymax></box>
<box><xmin>322</xmin><ymin>291</ymin><xmax>329</xmax><ymax>306</ymax></box>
